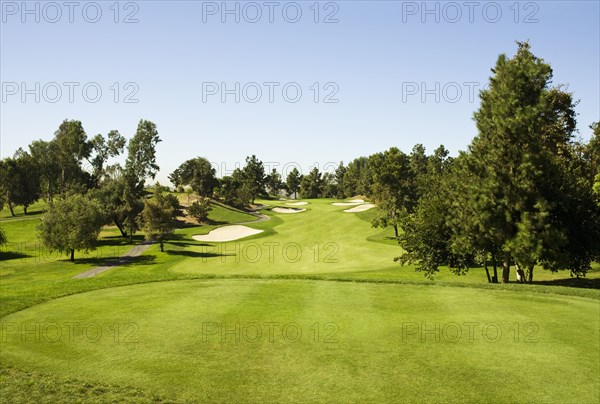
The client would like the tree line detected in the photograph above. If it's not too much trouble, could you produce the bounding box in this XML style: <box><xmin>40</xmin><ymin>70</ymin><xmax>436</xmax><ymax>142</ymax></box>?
<box><xmin>1</xmin><ymin>42</ymin><xmax>598</xmax><ymax>281</ymax></box>
<box><xmin>167</xmin><ymin>42</ymin><xmax>600</xmax><ymax>283</ymax></box>
<box><xmin>1</xmin><ymin>119</ymin><xmax>163</xmax><ymax>259</ymax></box>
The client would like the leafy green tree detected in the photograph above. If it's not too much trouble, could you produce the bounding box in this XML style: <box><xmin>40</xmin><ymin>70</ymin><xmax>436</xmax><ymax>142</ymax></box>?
<box><xmin>53</xmin><ymin>120</ymin><xmax>93</xmax><ymax>193</ymax></box>
<box><xmin>219</xmin><ymin>169</ymin><xmax>253</xmax><ymax>207</ymax></box>
<box><xmin>321</xmin><ymin>172</ymin><xmax>338</xmax><ymax>198</ymax></box>
<box><xmin>450</xmin><ymin>42</ymin><xmax>591</xmax><ymax>283</ymax></box>
<box><xmin>369</xmin><ymin>147</ymin><xmax>412</xmax><ymax>238</ymax></box>
<box><xmin>38</xmin><ymin>193</ymin><xmax>105</xmax><ymax>262</ymax></box>
<box><xmin>12</xmin><ymin>149</ymin><xmax>41</xmax><ymax>214</ymax></box>
<box><xmin>0</xmin><ymin>151</ymin><xmax>41</xmax><ymax>215</ymax></box>
<box><xmin>300</xmin><ymin>168</ymin><xmax>324</xmax><ymax>198</ymax></box>
<box><xmin>0</xmin><ymin>159</ymin><xmax>12</xmax><ymax>215</ymax></box>
<box><xmin>266</xmin><ymin>169</ymin><xmax>284</xmax><ymax>196</ymax></box>
<box><xmin>169</xmin><ymin>157</ymin><xmax>217</xmax><ymax>197</ymax></box>
<box><xmin>139</xmin><ymin>187</ymin><xmax>177</xmax><ymax>252</ymax></box>
<box><xmin>188</xmin><ymin>197</ymin><xmax>212</xmax><ymax>224</ymax></box>
<box><xmin>242</xmin><ymin>155</ymin><xmax>266</xmax><ymax>204</ymax></box>
<box><xmin>587</xmin><ymin>122</ymin><xmax>600</xmax><ymax>204</ymax></box>
<box><xmin>88</xmin><ymin>130</ymin><xmax>126</xmax><ymax>187</ymax></box>
<box><xmin>342</xmin><ymin>156</ymin><xmax>373</xmax><ymax>197</ymax></box>
<box><xmin>397</xmin><ymin>154</ymin><xmax>473</xmax><ymax>279</ymax></box>
<box><xmin>123</xmin><ymin>119</ymin><xmax>162</xmax><ymax>242</ymax></box>
<box><xmin>29</xmin><ymin>139</ymin><xmax>60</xmax><ymax>203</ymax></box>
<box><xmin>163</xmin><ymin>193</ymin><xmax>183</xmax><ymax>218</ymax></box>
<box><xmin>334</xmin><ymin>162</ymin><xmax>347</xmax><ymax>198</ymax></box>
<box><xmin>286</xmin><ymin>168</ymin><xmax>302</xmax><ymax>199</ymax></box>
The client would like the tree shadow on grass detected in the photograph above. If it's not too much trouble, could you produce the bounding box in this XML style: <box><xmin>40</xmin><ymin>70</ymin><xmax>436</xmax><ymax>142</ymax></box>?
<box><xmin>204</xmin><ymin>219</ymin><xmax>227</xmax><ymax>226</ymax></box>
<box><xmin>165</xmin><ymin>250</ymin><xmax>234</xmax><ymax>259</ymax></box>
<box><xmin>117</xmin><ymin>255</ymin><xmax>158</xmax><ymax>268</ymax></box>
<box><xmin>100</xmin><ymin>235</ymin><xmax>145</xmax><ymax>243</ymax></box>
<box><xmin>71</xmin><ymin>253</ymin><xmax>157</xmax><ymax>267</ymax></box>
<box><xmin>533</xmin><ymin>277</ymin><xmax>600</xmax><ymax>289</ymax></box>
<box><xmin>168</xmin><ymin>240</ymin><xmax>212</xmax><ymax>248</ymax></box>
<box><xmin>0</xmin><ymin>251</ymin><xmax>31</xmax><ymax>261</ymax></box>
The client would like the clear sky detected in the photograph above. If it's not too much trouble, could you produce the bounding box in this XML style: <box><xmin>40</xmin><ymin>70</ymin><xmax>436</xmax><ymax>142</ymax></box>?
<box><xmin>1</xmin><ymin>0</ymin><xmax>598</xmax><ymax>184</ymax></box>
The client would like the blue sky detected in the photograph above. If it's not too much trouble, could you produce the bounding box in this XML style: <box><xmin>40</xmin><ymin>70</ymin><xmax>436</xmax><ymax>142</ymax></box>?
<box><xmin>1</xmin><ymin>0</ymin><xmax>598</xmax><ymax>184</ymax></box>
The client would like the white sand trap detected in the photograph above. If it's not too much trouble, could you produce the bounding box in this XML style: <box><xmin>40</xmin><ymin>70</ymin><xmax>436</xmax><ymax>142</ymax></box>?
<box><xmin>332</xmin><ymin>201</ymin><xmax>363</xmax><ymax>206</ymax></box>
<box><xmin>192</xmin><ymin>225</ymin><xmax>263</xmax><ymax>242</ymax></box>
<box><xmin>344</xmin><ymin>204</ymin><xmax>376</xmax><ymax>213</ymax></box>
<box><xmin>285</xmin><ymin>201</ymin><xmax>308</xmax><ymax>206</ymax></box>
<box><xmin>348</xmin><ymin>199</ymin><xmax>365</xmax><ymax>203</ymax></box>
<box><xmin>272</xmin><ymin>207</ymin><xmax>306</xmax><ymax>214</ymax></box>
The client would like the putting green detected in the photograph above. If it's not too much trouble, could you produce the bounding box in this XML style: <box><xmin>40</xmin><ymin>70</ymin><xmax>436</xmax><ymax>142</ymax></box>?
<box><xmin>1</xmin><ymin>279</ymin><xmax>598</xmax><ymax>403</ymax></box>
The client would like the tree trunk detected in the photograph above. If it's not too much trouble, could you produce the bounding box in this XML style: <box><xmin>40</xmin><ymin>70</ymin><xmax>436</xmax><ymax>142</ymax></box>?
<box><xmin>492</xmin><ymin>254</ymin><xmax>498</xmax><ymax>283</ymax></box>
<box><xmin>70</xmin><ymin>249</ymin><xmax>75</xmax><ymax>262</ymax></box>
<box><xmin>393</xmin><ymin>224</ymin><xmax>399</xmax><ymax>238</ymax></box>
<box><xmin>160</xmin><ymin>240</ymin><xmax>164</xmax><ymax>252</ymax></box>
<box><xmin>8</xmin><ymin>201</ymin><xmax>14</xmax><ymax>217</ymax></box>
<box><xmin>502</xmin><ymin>251</ymin><xmax>511</xmax><ymax>283</ymax></box>
<box><xmin>527</xmin><ymin>265</ymin><xmax>534</xmax><ymax>284</ymax></box>
<box><xmin>484</xmin><ymin>258</ymin><xmax>492</xmax><ymax>283</ymax></box>
<box><xmin>23</xmin><ymin>205</ymin><xmax>28</xmax><ymax>215</ymax></box>
<box><xmin>113</xmin><ymin>218</ymin><xmax>127</xmax><ymax>237</ymax></box>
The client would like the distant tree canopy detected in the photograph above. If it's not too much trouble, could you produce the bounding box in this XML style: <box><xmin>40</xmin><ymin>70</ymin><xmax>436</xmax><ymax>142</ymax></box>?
<box><xmin>299</xmin><ymin>168</ymin><xmax>324</xmax><ymax>199</ymax></box>
<box><xmin>0</xmin><ymin>150</ymin><xmax>41</xmax><ymax>216</ymax></box>
<box><xmin>188</xmin><ymin>197</ymin><xmax>212</xmax><ymax>224</ymax></box>
<box><xmin>139</xmin><ymin>187</ymin><xmax>177</xmax><ymax>252</ymax></box>
<box><xmin>169</xmin><ymin>157</ymin><xmax>217</xmax><ymax>197</ymax></box>
<box><xmin>38</xmin><ymin>193</ymin><xmax>105</xmax><ymax>262</ymax></box>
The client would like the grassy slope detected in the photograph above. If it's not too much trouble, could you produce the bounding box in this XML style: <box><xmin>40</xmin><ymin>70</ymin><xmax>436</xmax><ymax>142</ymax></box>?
<box><xmin>1</xmin><ymin>197</ymin><xmax>599</xmax><ymax>402</ymax></box>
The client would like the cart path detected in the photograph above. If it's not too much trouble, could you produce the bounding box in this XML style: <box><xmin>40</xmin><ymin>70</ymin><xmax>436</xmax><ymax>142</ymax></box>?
<box><xmin>73</xmin><ymin>242</ymin><xmax>154</xmax><ymax>279</ymax></box>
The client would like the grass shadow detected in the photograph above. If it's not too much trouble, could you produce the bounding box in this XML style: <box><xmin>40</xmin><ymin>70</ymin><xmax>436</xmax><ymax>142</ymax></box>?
<box><xmin>117</xmin><ymin>255</ymin><xmax>158</xmax><ymax>268</ymax></box>
<box><xmin>165</xmin><ymin>250</ymin><xmax>234</xmax><ymax>259</ymax></box>
<box><xmin>533</xmin><ymin>277</ymin><xmax>600</xmax><ymax>289</ymax></box>
<box><xmin>168</xmin><ymin>241</ymin><xmax>212</xmax><ymax>248</ymax></box>
<box><xmin>0</xmin><ymin>251</ymin><xmax>31</xmax><ymax>261</ymax></box>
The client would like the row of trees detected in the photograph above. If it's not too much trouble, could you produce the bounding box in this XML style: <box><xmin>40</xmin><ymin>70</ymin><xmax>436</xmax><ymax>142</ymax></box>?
<box><xmin>2</xmin><ymin>43</ymin><xmax>598</xmax><ymax>277</ymax></box>
<box><xmin>1</xmin><ymin>119</ymin><xmax>164</xmax><ymax>260</ymax></box>
<box><xmin>167</xmin><ymin>155</ymin><xmax>382</xmax><ymax>206</ymax></box>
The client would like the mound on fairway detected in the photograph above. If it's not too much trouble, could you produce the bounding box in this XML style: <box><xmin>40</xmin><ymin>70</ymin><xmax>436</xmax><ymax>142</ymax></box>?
<box><xmin>344</xmin><ymin>203</ymin><xmax>376</xmax><ymax>213</ymax></box>
<box><xmin>272</xmin><ymin>207</ymin><xmax>306</xmax><ymax>214</ymax></box>
<box><xmin>285</xmin><ymin>201</ymin><xmax>308</xmax><ymax>206</ymax></box>
<box><xmin>192</xmin><ymin>225</ymin><xmax>263</xmax><ymax>242</ymax></box>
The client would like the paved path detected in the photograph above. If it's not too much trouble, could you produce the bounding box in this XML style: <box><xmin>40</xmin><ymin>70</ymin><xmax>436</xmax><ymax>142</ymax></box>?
<box><xmin>73</xmin><ymin>242</ymin><xmax>154</xmax><ymax>279</ymax></box>
<box><xmin>240</xmin><ymin>212</ymin><xmax>271</xmax><ymax>224</ymax></box>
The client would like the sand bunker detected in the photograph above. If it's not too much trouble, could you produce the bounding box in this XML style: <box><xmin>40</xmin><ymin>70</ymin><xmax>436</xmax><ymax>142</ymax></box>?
<box><xmin>348</xmin><ymin>199</ymin><xmax>365</xmax><ymax>203</ymax></box>
<box><xmin>344</xmin><ymin>204</ymin><xmax>376</xmax><ymax>213</ymax></box>
<box><xmin>285</xmin><ymin>201</ymin><xmax>308</xmax><ymax>206</ymax></box>
<box><xmin>272</xmin><ymin>207</ymin><xmax>306</xmax><ymax>214</ymax></box>
<box><xmin>192</xmin><ymin>225</ymin><xmax>263</xmax><ymax>242</ymax></box>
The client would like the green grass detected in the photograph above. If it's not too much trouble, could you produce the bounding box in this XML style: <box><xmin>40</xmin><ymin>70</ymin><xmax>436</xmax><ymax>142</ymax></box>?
<box><xmin>1</xmin><ymin>279</ymin><xmax>598</xmax><ymax>403</ymax></box>
<box><xmin>206</xmin><ymin>200</ymin><xmax>257</xmax><ymax>224</ymax></box>
<box><xmin>1</xmin><ymin>198</ymin><xmax>599</xmax><ymax>402</ymax></box>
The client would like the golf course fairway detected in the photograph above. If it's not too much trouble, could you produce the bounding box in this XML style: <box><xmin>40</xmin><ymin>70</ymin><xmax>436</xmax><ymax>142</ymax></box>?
<box><xmin>1</xmin><ymin>279</ymin><xmax>598</xmax><ymax>403</ymax></box>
